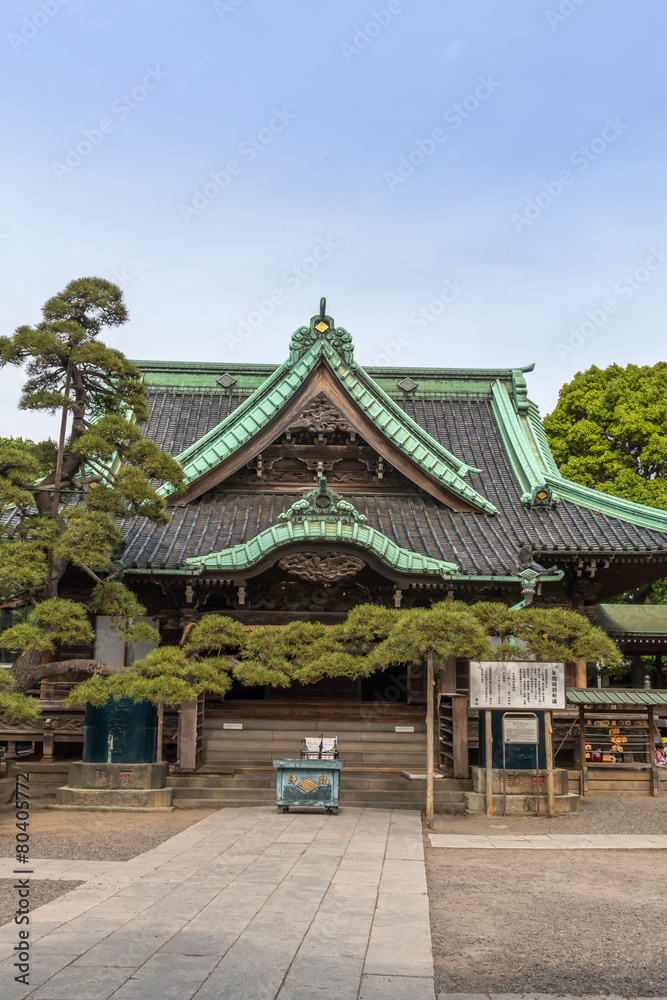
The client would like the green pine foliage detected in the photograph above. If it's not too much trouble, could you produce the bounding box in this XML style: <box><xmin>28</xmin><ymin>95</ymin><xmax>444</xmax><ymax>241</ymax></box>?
<box><xmin>0</xmin><ymin>668</ymin><xmax>41</xmax><ymax>722</ymax></box>
<box><xmin>369</xmin><ymin>602</ymin><xmax>491</xmax><ymax>670</ymax></box>
<box><xmin>0</xmin><ymin>598</ymin><xmax>95</xmax><ymax>719</ymax></box>
<box><xmin>0</xmin><ymin>277</ymin><xmax>184</xmax><ymax>604</ymax></box>
<box><xmin>2</xmin><ymin>598</ymin><xmax>94</xmax><ymax>653</ymax></box>
<box><xmin>64</xmin><ymin>602</ymin><xmax>623</xmax><ymax>712</ymax></box>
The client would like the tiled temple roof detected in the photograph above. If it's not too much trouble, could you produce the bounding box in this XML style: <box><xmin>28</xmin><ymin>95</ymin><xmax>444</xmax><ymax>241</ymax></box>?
<box><xmin>120</xmin><ymin>394</ymin><xmax>667</xmax><ymax>574</ymax></box>
<box><xmin>122</xmin><ymin>300</ymin><xmax>667</xmax><ymax>577</ymax></box>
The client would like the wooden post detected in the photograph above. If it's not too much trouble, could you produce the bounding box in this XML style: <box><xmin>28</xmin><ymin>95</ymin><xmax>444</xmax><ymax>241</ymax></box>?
<box><xmin>452</xmin><ymin>694</ymin><xmax>469</xmax><ymax>779</ymax></box>
<box><xmin>574</xmin><ymin>658</ymin><xmax>587</xmax><ymax>688</ymax></box>
<box><xmin>178</xmin><ymin>700</ymin><xmax>198</xmax><ymax>772</ymax></box>
<box><xmin>440</xmin><ymin>655</ymin><xmax>457</xmax><ymax>693</ymax></box>
<box><xmin>648</xmin><ymin>707</ymin><xmax>657</xmax><ymax>797</ymax></box>
<box><xmin>544</xmin><ymin>710</ymin><xmax>555</xmax><ymax>815</ymax></box>
<box><xmin>156</xmin><ymin>702</ymin><xmax>164</xmax><ymax>764</ymax></box>
<box><xmin>485</xmin><ymin>709</ymin><xmax>493</xmax><ymax>816</ymax></box>
<box><xmin>425</xmin><ymin>650</ymin><xmax>435</xmax><ymax>828</ymax></box>
<box><xmin>578</xmin><ymin>706</ymin><xmax>587</xmax><ymax>795</ymax></box>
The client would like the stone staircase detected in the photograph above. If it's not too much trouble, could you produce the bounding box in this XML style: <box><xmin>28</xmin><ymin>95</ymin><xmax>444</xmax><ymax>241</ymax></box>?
<box><xmin>201</xmin><ymin>713</ymin><xmax>431</xmax><ymax>772</ymax></box>
<box><xmin>166</xmin><ymin>770</ymin><xmax>471</xmax><ymax>812</ymax></box>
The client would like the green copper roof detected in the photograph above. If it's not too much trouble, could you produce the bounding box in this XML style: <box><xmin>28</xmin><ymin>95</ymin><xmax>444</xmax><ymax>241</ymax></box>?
<box><xmin>160</xmin><ymin>301</ymin><xmax>497</xmax><ymax>514</ymax></box>
<box><xmin>185</xmin><ymin>477</ymin><xmax>461</xmax><ymax>579</ymax></box>
<box><xmin>566</xmin><ymin>688</ymin><xmax>667</xmax><ymax>706</ymax></box>
<box><xmin>594</xmin><ymin>604</ymin><xmax>667</xmax><ymax>637</ymax></box>
<box><xmin>492</xmin><ymin>378</ymin><xmax>667</xmax><ymax>534</ymax></box>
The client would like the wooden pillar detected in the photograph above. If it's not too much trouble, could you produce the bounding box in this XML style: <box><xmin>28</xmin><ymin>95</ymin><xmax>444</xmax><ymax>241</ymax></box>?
<box><xmin>578</xmin><ymin>707</ymin><xmax>588</xmax><ymax>795</ymax></box>
<box><xmin>439</xmin><ymin>656</ymin><xmax>457</xmax><ymax>693</ymax></box>
<box><xmin>648</xmin><ymin>707</ymin><xmax>658</xmax><ymax>797</ymax></box>
<box><xmin>485</xmin><ymin>710</ymin><xmax>493</xmax><ymax>816</ymax></box>
<box><xmin>41</xmin><ymin>732</ymin><xmax>55</xmax><ymax>762</ymax></box>
<box><xmin>452</xmin><ymin>695</ymin><xmax>469</xmax><ymax>779</ymax></box>
<box><xmin>574</xmin><ymin>658</ymin><xmax>587</xmax><ymax>688</ymax></box>
<box><xmin>178</xmin><ymin>700</ymin><xmax>198</xmax><ymax>772</ymax></box>
<box><xmin>544</xmin><ymin>710</ymin><xmax>555</xmax><ymax>815</ymax></box>
<box><xmin>630</xmin><ymin>654</ymin><xmax>644</xmax><ymax>688</ymax></box>
<box><xmin>425</xmin><ymin>651</ymin><xmax>435</xmax><ymax>828</ymax></box>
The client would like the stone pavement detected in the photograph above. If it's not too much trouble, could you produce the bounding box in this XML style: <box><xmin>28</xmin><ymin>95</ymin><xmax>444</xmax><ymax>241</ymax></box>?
<box><xmin>0</xmin><ymin>860</ymin><xmax>129</xmax><ymax>881</ymax></box>
<box><xmin>0</xmin><ymin>806</ymin><xmax>435</xmax><ymax>1000</ymax></box>
<box><xmin>437</xmin><ymin>995</ymin><xmax>667</xmax><ymax>999</ymax></box>
<box><xmin>428</xmin><ymin>833</ymin><xmax>667</xmax><ymax>850</ymax></box>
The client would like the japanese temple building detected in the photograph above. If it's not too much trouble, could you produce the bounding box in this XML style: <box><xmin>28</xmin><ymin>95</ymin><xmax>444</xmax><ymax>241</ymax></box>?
<box><xmin>5</xmin><ymin>300</ymin><xmax>667</xmax><ymax>795</ymax></box>
<box><xmin>122</xmin><ymin>299</ymin><xmax>667</xmax><ymax>621</ymax></box>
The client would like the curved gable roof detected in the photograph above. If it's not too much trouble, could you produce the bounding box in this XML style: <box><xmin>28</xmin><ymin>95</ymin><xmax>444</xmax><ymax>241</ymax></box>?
<box><xmin>158</xmin><ymin>303</ymin><xmax>497</xmax><ymax>515</ymax></box>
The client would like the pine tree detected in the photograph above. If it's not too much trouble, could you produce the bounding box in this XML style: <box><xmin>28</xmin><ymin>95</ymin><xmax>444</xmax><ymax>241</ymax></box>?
<box><xmin>0</xmin><ymin>278</ymin><xmax>184</xmax><ymax>718</ymax></box>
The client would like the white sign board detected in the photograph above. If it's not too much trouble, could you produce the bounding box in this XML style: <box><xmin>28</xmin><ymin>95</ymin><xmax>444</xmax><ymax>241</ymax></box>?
<box><xmin>503</xmin><ymin>716</ymin><xmax>539</xmax><ymax>744</ymax></box>
<box><xmin>94</xmin><ymin>616</ymin><xmax>159</xmax><ymax>667</ymax></box>
<box><xmin>469</xmin><ymin>662</ymin><xmax>565</xmax><ymax>710</ymax></box>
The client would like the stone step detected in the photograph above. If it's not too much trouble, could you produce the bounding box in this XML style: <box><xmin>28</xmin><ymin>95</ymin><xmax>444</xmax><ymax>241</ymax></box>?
<box><xmin>173</xmin><ymin>796</ymin><xmax>464</xmax><ymax>813</ymax></box>
<box><xmin>169</xmin><ymin>784</ymin><xmax>466</xmax><ymax>802</ymax></box>
<box><xmin>167</xmin><ymin>774</ymin><xmax>471</xmax><ymax>791</ymax></box>
<box><xmin>202</xmin><ymin>749</ymin><xmax>427</xmax><ymax>765</ymax></box>
<box><xmin>203</xmin><ymin>737</ymin><xmax>427</xmax><ymax>751</ymax></box>
<box><xmin>204</xmin><ymin>715</ymin><xmax>426</xmax><ymax>732</ymax></box>
<box><xmin>203</xmin><ymin>726</ymin><xmax>427</xmax><ymax>741</ymax></box>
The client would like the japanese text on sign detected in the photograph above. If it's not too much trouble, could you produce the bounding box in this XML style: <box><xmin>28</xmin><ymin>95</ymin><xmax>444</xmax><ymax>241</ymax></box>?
<box><xmin>469</xmin><ymin>662</ymin><xmax>565</xmax><ymax>709</ymax></box>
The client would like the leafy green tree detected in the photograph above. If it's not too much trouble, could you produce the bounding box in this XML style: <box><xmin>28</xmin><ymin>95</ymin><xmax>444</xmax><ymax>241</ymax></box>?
<box><xmin>544</xmin><ymin>362</ymin><xmax>667</xmax><ymax>510</ymax></box>
<box><xmin>0</xmin><ymin>278</ymin><xmax>184</xmax><ymax>717</ymax></box>
<box><xmin>0</xmin><ymin>277</ymin><xmax>184</xmax><ymax>602</ymax></box>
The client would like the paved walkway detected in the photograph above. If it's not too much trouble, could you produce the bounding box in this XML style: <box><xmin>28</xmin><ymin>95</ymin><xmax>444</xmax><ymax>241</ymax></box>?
<box><xmin>437</xmin><ymin>995</ymin><xmax>667</xmax><ymax>999</ymax></box>
<box><xmin>0</xmin><ymin>807</ymin><xmax>435</xmax><ymax>1000</ymax></box>
<box><xmin>0</xmin><ymin>859</ymin><xmax>129</xmax><ymax>881</ymax></box>
<box><xmin>428</xmin><ymin>833</ymin><xmax>667</xmax><ymax>850</ymax></box>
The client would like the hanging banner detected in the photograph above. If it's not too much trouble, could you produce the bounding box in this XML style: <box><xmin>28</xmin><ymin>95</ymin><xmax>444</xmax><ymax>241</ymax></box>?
<box><xmin>469</xmin><ymin>661</ymin><xmax>565</xmax><ymax>710</ymax></box>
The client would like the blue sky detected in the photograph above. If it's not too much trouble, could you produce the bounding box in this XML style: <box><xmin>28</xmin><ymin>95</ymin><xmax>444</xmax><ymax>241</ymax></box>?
<box><xmin>1</xmin><ymin>0</ymin><xmax>667</xmax><ymax>440</ymax></box>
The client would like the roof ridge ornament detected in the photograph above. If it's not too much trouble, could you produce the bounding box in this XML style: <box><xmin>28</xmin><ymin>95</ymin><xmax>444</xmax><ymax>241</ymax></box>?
<box><xmin>288</xmin><ymin>297</ymin><xmax>354</xmax><ymax>366</ymax></box>
<box><xmin>278</xmin><ymin>475</ymin><xmax>367</xmax><ymax>525</ymax></box>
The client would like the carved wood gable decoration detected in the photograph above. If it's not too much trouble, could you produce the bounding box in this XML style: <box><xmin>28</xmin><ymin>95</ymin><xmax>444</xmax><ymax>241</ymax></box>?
<box><xmin>169</xmin><ymin>299</ymin><xmax>495</xmax><ymax>513</ymax></box>
<box><xmin>223</xmin><ymin>392</ymin><xmax>412</xmax><ymax>490</ymax></box>
<box><xmin>278</xmin><ymin>552</ymin><xmax>366</xmax><ymax>583</ymax></box>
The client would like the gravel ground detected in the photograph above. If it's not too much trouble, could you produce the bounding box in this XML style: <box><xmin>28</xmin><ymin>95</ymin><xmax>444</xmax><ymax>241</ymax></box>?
<box><xmin>430</xmin><ymin>795</ymin><xmax>667</xmax><ymax>835</ymax></box>
<box><xmin>425</xmin><ymin>800</ymin><xmax>667</xmax><ymax>996</ymax></box>
<box><xmin>0</xmin><ymin>880</ymin><xmax>83</xmax><ymax>927</ymax></box>
<box><xmin>0</xmin><ymin>806</ymin><xmax>215</xmax><ymax>861</ymax></box>
<box><xmin>425</xmin><ymin>848</ymin><xmax>666</xmax><ymax>996</ymax></box>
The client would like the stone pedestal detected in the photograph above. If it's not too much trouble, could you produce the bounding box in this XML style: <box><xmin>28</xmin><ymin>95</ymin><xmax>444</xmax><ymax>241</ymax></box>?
<box><xmin>464</xmin><ymin>766</ymin><xmax>580</xmax><ymax>814</ymax></box>
<box><xmin>51</xmin><ymin>761</ymin><xmax>173</xmax><ymax>811</ymax></box>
